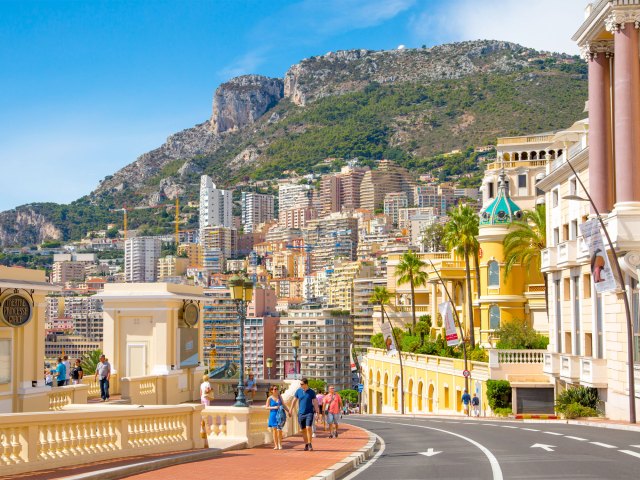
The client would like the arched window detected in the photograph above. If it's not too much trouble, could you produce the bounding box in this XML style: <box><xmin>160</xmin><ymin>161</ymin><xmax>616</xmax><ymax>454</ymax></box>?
<box><xmin>489</xmin><ymin>305</ymin><xmax>501</xmax><ymax>330</ymax></box>
<box><xmin>488</xmin><ymin>260</ymin><xmax>500</xmax><ymax>287</ymax></box>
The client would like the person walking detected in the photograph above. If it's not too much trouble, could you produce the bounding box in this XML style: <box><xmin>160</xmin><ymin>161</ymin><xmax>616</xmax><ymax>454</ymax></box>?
<box><xmin>316</xmin><ymin>390</ymin><xmax>326</xmax><ymax>433</ymax></box>
<box><xmin>200</xmin><ymin>374</ymin><xmax>214</xmax><ymax>406</ymax></box>
<box><xmin>265</xmin><ymin>385</ymin><xmax>289</xmax><ymax>450</ymax></box>
<box><xmin>323</xmin><ymin>385</ymin><xmax>343</xmax><ymax>439</ymax></box>
<box><xmin>54</xmin><ymin>357</ymin><xmax>66</xmax><ymax>387</ymax></box>
<box><xmin>471</xmin><ymin>392</ymin><xmax>480</xmax><ymax>417</ymax></box>
<box><xmin>290</xmin><ymin>377</ymin><xmax>319</xmax><ymax>451</ymax></box>
<box><xmin>461</xmin><ymin>389</ymin><xmax>471</xmax><ymax>416</ymax></box>
<box><xmin>94</xmin><ymin>354</ymin><xmax>111</xmax><ymax>401</ymax></box>
<box><xmin>71</xmin><ymin>359</ymin><xmax>84</xmax><ymax>385</ymax></box>
<box><xmin>63</xmin><ymin>355</ymin><xmax>71</xmax><ymax>386</ymax></box>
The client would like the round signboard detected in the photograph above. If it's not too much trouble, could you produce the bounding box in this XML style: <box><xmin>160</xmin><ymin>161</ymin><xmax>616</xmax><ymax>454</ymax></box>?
<box><xmin>1</xmin><ymin>294</ymin><xmax>33</xmax><ymax>327</ymax></box>
<box><xmin>183</xmin><ymin>302</ymin><xmax>199</xmax><ymax>327</ymax></box>
<box><xmin>462</xmin><ymin>369</ymin><xmax>471</xmax><ymax>378</ymax></box>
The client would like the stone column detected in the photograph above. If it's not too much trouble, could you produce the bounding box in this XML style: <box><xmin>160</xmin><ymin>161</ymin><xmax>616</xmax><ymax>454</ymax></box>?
<box><xmin>584</xmin><ymin>41</ymin><xmax>614</xmax><ymax>213</ymax></box>
<box><xmin>607</xmin><ymin>13</ymin><xmax>640</xmax><ymax>207</ymax></box>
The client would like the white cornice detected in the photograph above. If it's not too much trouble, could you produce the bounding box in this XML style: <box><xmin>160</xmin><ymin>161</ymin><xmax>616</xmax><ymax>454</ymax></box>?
<box><xmin>580</xmin><ymin>40</ymin><xmax>615</xmax><ymax>61</ymax></box>
<box><xmin>536</xmin><ymin>148</ymin><xmax>589</xmax><ymax>193</ymax></box>
<box><xmin>605</xmin><ymin>8</ymin><xmax>640</xmax><ymax>32</ymax></box>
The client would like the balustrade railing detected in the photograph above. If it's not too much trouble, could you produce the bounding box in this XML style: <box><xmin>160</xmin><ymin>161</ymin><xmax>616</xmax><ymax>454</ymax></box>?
<box><xmin>496</xmin><ymin>350</ymin><xmax>546</xmax><ymax>364</ymax></box>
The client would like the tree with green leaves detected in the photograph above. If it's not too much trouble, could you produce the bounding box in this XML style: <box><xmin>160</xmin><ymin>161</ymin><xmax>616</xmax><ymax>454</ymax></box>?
<box><xmin>369</xmin><ymin>286</ymin><xmax>391</xmax><ymax>324</ymax></box>
<box><xmin>443</xmin><ymin>204</ymin><xmax>479</xmax><ymax>348</ymax></box>
<box><xmin>421</xmin><ymin>222</ymin><xmax>445</xmax><ymax>252</ymax></box>
<box><xmin>395</xmin><ymin>250</ymin><xmax>428</xmax><ymax>329</ymax></box>
<box><xmin>503</xmin><ymin>204</ymin><xmax>547</xmax><ymax>311</ymax></box>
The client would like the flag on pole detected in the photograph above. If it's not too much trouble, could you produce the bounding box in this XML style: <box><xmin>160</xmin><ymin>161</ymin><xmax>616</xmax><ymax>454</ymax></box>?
<box><xmin>380</xmin><ymin>321</ymin><xmax>397</xmax><ymax>352</ymax></box>
<box><xmin>580</xmin><ymin>219</ymin><xmax>617</xmax><ymax>293</ymax></box>
<box><xmin>439</xmin><ymin>301</ymin><xmax>460</xmax><ymax>346</ymax></box>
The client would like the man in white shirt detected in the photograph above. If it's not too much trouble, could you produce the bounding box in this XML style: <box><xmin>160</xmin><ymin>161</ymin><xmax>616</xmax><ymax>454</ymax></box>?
<box><xmin>63</xmin><ymin>355</ymin><xmax>71</xmax><ymax>386</ymax></box>
<box><xmin>94</xmin><ymin>355</ymin><xmax>111</xmax><ymax>401</ymax></box>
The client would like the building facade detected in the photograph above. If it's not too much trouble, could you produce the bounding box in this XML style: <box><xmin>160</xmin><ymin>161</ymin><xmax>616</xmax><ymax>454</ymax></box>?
<box><xmin>199</xmin><ymin>175</ymin><xmax>233</xmax><ymax>238</ymax></box>
<box><xmin>124</xmin><ymin>237</ymin><xmax>162</xmax><ymax>283</ymax></box>
<box><xmin>241</xmin><ymin>192</ymin><xmax>275</xmax><ymax>233</ymax></box>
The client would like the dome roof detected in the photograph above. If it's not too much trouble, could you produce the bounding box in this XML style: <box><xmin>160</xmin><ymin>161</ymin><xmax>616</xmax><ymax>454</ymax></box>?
<box><xmin>479</xmin><ymin>171</ymin><xmax>523</xmax><ymax>226</ymax></box>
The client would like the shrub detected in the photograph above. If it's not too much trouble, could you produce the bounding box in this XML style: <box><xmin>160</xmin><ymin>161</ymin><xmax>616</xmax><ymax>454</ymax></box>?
<box><xmin>370</xmin><ymin>333</ymin><xmax>385</xmax><ymax>349</ymax></box>
<box><xmin>560</xmin><ymin>403</ymin><xmax>599</xmax><ymax>419</ymax></box>
<box><xmin>467</xmin><ymin>347</ymin><xmax>489</xmax><ymax>362</ymax></box>
<box><xmin>556</xmin><ymin>386</ymin><xmax>598</xmax><ymax>412</ymax></box>
<box><xmin>495</xmin><ymin>319</ymin><xmax>549</xmax><ymax>350</ymax></box>
<box><xmin>493</xmin><ymin>407</ymin><xmax>512</xmax><ymax>417</ymax></box>
<box><xmin>307</xmin><ymin>378</ymin><xmax>327</xmax><ymax>393</ymax></box>
<box><xmin>486</xmin><ymin>379</ymin><xmax>511</xmax><ymax>410</ymax></box>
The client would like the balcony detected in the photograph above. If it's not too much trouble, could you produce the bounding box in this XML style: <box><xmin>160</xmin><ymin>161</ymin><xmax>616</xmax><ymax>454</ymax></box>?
<box><xmin>541</xmin><ymin>247</ymin><xmax>557</xmax><ymax>272</ymax></box>
<box><xmin>560</xmin><ymin>354</ymin><xmax>580</xmax><ymax>382</ymax></box>
<box><xmin>557</xmin><ymin>240</ymin><xmax>578</xmax><ymax>268</ymax></box>
<box><xmin>543</xmin><ymin>352</ymin><xmax>560</xmax><ymax>376</ymax></box>
<box><xmin>580</xmin><ymin>357</ymin><xmax>608</xmax><ymax>388</ymax></box>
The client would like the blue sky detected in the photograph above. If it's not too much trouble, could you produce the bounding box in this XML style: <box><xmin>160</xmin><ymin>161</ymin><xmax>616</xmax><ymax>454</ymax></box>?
<box><xmin>0</xmin><ymin>0</ymin><xmax>585</xmax><ymax>211</ymax></box>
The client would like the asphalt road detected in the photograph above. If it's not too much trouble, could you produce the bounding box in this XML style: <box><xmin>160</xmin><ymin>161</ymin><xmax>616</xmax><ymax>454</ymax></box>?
<box><xmin>342</xmin><ymin>415</ymin><xmax>640</xmax><ymax>480</ymax></box>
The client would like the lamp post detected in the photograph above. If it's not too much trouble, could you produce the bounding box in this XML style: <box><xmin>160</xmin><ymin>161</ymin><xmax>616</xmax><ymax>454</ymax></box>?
<box><xmin>230</xmin><ymin>275</ymin><xmax>254</xmax><ymax>408</ymax></box>
<box><xmin>291</xmin><ymin>330</ymin><xmax>301</xmax><ymax>380</ymax></box>
<box><xmin>563</xmin><ymin>160</ymin><xmax>636</xmax><ymax>424</ymax></box>
<box><xmin>266</xmin><ymin>357</ymin><xmax>273</xmax><ymax>380</ymax></box>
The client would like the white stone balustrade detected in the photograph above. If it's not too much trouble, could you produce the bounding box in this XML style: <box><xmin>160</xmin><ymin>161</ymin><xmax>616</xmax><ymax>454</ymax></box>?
<box><xmin>487</xmin><ymin>349</ymin><xmax>547</xmax><ymax>381</ymax></box>
<box><xmin>0</xmin><ymin>404</ymin><xmax>204</xmax><ymax>476</ymax></box>
<box><xmin>81</xmin><ymin>372</ymin><xmax>119</xmax><ymax>399</ymax></box>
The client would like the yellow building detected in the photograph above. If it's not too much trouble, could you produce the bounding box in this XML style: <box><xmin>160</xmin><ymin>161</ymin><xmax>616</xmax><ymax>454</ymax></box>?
<box><xmin>327</xmin><ymin>260</ymin><xmax>375</xmax><ymax>312</ymax></box>
<box><xmin>178</xmin><ymin>242</ymin><xmax>203</xmax><ymax>268</ymax></box>
<box><xmin>157</xmin><ymin>255</ymin><xmax>189</xmax><ymax>279</ymax></box>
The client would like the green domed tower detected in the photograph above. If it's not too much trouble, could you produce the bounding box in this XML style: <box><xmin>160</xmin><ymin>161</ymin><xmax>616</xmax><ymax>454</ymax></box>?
<box><xmin>479</xmin><ymin>171</ymin><xmax>523</xmax><ymax>226</ymax></box>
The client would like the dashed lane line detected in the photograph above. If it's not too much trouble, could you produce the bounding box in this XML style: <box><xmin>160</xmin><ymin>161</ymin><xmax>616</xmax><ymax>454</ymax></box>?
<box><xmin>631</xmin><ymin>445</ymin><xmax>640</xmax><ymax>449</ymax></box>
<box><xmin>543</xmin><ymin>431</ymin><xmax>564</xmax><ymax>436</ymax></box>
<box><xmin>619</xmin><ymin>449</ymin><xmax>640</xmax><ymax>459</ymax></box>
<box><xmin>564</xmin><ymin>436</ymin><xmax>588</xmax><ymax>441</ymax></box>
<box><xmin>521</xmin><ymin>428</ymin><xmax>540</xmax><ymax>432</ymax></box>
<box><xmin>500</xmin><ymin>426</ymin><xmax>518</xmax><ymax>429</ymax></box>
<box><xmin>590</xmin><ymin>442</ymin><xmax>617</xmax><ymax>449</ymax></box>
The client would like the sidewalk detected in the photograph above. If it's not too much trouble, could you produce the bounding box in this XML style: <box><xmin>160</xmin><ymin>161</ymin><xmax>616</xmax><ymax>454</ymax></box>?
<box><xmin>127</xmin><ymin>423</ymin><xmax>371</xmax><ymax>480</ymax></box>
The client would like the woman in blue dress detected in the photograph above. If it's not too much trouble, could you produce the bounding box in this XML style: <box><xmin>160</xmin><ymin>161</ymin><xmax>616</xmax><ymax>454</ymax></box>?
<box><xmin>265</xmin><ymin>385</ymin><xmax>289</xmax><ymax>449</ymax></box>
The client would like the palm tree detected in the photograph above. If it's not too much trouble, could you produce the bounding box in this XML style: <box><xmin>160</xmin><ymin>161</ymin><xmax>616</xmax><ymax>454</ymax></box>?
<box><xmin>369</xmin><ymin>286</ymin><xmax>391</xmax><ymax>324</ymax></box>
<box><xmin>81</xmin><ymin>349</ymin><xmax>103</xmax><ymax>375</ymax></box>
<box><xmin>443</xmin><ymin>204</ymin><xmax>479</xmax><ymax>348</ymax></box>
<box><xmin>503</xmin><ymin>204</ymin><xmax>547</xmax><ymax>311</ymax></box>
<box><xmin>395</xmin><ymin>251</ymin><xmax>428</xmax><ymax>329</ymax></box>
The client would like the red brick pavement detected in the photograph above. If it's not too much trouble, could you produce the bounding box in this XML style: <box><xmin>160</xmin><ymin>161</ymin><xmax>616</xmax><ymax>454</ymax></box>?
<box><xmin>125</xmin><ymin>423</ymin><xmax>370</xmax><ymax>480</ymax></box>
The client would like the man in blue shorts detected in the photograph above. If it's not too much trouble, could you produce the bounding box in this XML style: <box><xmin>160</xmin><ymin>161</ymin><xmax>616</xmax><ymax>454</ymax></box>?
<box><xmin>291</xmin><ymin>377</ymin><xmax>319</xmax><ymax>451</ymax></box>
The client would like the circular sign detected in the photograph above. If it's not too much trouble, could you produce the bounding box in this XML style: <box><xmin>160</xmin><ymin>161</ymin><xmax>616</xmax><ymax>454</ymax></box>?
<box><xmin>183</xmin><ymin>302</ymin><xmax>199</xmax><ymax>327</ymax></box>
<box><xmin>1</xmin><ymin>294</ymin><xmax>33</xmax><ymax>327</ymax></box>
<box><xmin>462</xmin><ymin>369</ymin><xmax>471</xmax><ymax>378</ymax></box>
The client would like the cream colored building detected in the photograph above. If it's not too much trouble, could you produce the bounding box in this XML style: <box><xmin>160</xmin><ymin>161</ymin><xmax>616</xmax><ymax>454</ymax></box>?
<box><xmin>158</xmin><ymin>255</ymin><xmax>189</xmax><ymax>279</ymax></box>
<box><xmin>327</xmin><ymin>260</ymin><xmax>375</xmax><ymax>312</ymax></box>
<box><xmin>0</xmin><ymin>266</ymin><xmax>61</xmax><ymax>413</ymax></box>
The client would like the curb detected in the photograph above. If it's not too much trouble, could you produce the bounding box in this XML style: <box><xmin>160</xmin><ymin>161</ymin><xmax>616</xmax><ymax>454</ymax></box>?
<box><xmin>62</xmin><ymin>448</ymin><xmax>226</xmax><ymax>480</ymax></box>
<box><xmin>515</xmin><ymin>414</ymin><xmax>558</xmax><ymax>420</ymax></box>
<box><xmin>308</xmin><ymin>427</ymin><xmax>379</xmax><ymax>480</ymax></box>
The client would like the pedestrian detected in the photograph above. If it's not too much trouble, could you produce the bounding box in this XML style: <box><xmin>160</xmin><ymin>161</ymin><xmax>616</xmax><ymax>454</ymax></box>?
<box><xmin>200</xmin><ymin>374</ymin><xmax>214</xmax><ymax>406</ymax></box>
<box><xmin>471</xmin><ymin>392</ymin><xmax>480</xmax><ymax>417</ymax></box>
<box><xmin>94</xmin><ymin>354</ymin><xmax>111</xmax><ymax>401</ymax></box>
<box><xmin>316</xmin><ymin>390</ymin><xmax>326</xmax><ymax>432</ymax></box>
<box><xmin>461</xmin><ymin>389</ymin><xmax>471</xmax><ymax>416</ymax></box>
<box><xmin>54</xmin><ymin>357</ymin><xmax>66</xmax><ymax>387</ymax></box>
<box><xmin>290</xmin><ymin>377</ymin><xmax>319</xmax><ymax>451</ymax></box>
<box><xmin>265</xmin><ymin>385</ymin><xmax>289</xmax><ymax>450</ymax></box>
<box><xmin>63</xmin><ymin>355</ymin><xmax>71</xmax><ymax>385</ymax></box>
<box><xmin>45</xmin><ymin>369</ymin><xmax>53</xmax><ymax>387</ymax></box>
<box><xmin>245</xmin><ymin>373</ymin><xmax>258</xmax><ymax>403</ymax></box>
<box><xmin>323</xmin><ymin>385</ymin><xmax>343</xmax><ymax>438</ymax></box>
<box><xmin>71</xmin><ymin>359</ymin><xmax>84</xmax><ymax>385</ymax></box>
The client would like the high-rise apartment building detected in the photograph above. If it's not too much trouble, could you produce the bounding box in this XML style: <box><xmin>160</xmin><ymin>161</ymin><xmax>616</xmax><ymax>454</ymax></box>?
<box><xmin>383</xmin><ymin>192</ymin><xmax>409</xmax><ymax>226</ymax></box>
<box><xmin>302</xmin><ymin>214</ymin><xmax>359</xmax><ymax>274</ymax></box>
<box><xmin>360</xmin><ymin>160</ymin><xmax>415</xmax><ymax>212</ymax></box>
<box><xmin>201</xmin><ymin>226</ymin><xmax>237</xmax><ymax>274</ymax></box>
<box><xmin>203</xmin><ymin>287</ymin><xmax>239</xmax><ymax>375</ymax></box>
<box><xmin>241</xmin><ymin>192</ymin><xmax>275</xmax><ymax>233</ymax></box>
<box><xmin>51</xmin><ymin>253</ymin><xmax>97</xmax><ymax>284</ymax></box>
<box><xmin>319</xmin><ymin>165</ymin><xmax>369</xmax><ymax>215</ymax></box>
<box><xmin>353</xmin><ymin>277</ymin><xmax>387</xmax><ymax>350</ymax></box>
<box><xmin>124</xmin><ymin>237</ymin><xmax>162</xmax><ymax>282</ymax></box>
<box><xmin>278</xmin><ymin>183</ymin><xmax>313</xmax><ymax>223</ymax></box>
<box><xmin>276</xmin><ymin>304</ymin><xmax>352</xmax><ymax>390</ymax></box>
<box><xmin>327</xmin><ymin>261</ymin><xmax>375</xmax><ymax>312</ymax></box>
<box><xmin>157</xmin><ymin>255</ymin><xmax>189</xmax><ymax>280</ymax></box>
<box><xmin>199</xmin><ymin>175</ymin><xmax>233</xmax><ymax>239</ymax></box>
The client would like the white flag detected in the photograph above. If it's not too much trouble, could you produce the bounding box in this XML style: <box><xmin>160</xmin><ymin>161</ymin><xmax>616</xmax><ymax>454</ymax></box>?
<box><xmin>439</xmin><ymin>301</ymin><xmax>460</xmax><ymax>346</ymax></box>
<box><xmin>580</xmin><ymin>219</ymin><xmax>617</xmax><ymax>293</ymax></box>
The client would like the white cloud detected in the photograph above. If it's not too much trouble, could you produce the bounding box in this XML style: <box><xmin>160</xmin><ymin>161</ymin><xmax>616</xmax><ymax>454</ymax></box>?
<box><xmin>219</xmin><ymin>47</ymin><xmax>271</xmax><ymax>79</ymax></box>
<box><xmin>410</xmin><ymin>0</ymin><xmax>586</xmax><ymax>54</ymax></box>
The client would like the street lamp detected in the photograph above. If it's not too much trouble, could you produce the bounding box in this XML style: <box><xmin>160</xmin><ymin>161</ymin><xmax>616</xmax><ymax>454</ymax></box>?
<box><xmin>230</xmin><ymin>275</ymin><xmax>253</xmax><ymax>408</ymax></box>
<box><xmin>563</xmin><ymin>159</ymin><xmax>636</xmax><ymax>424</ymax></box>
<box><xmin>291</xmin><ymin>330</ymin><xmax>301</xmax><ymax>380</ymax></box>
<box><xmin>266</xmin><ymin>357</ymin><xmax>273</xmax><ymax>380</ymax></box>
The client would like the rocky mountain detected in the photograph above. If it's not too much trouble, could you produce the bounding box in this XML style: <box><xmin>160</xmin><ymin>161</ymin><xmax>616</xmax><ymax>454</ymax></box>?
<box><xmin>0</xmin><ymin>40</ymin><xmax>588</xmax><ymax>247</ymax></box>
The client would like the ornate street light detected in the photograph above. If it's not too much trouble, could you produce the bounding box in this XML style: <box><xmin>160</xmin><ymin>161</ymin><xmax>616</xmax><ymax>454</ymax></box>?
<box><xmin>266</xmin><ymin>357</ymin><xmax>273</xmax><ymax>380</ymax></box>
<box><xmin>229</xmin><ymin>275</ymin><xmax>253</xmax><ymax>408</ymax></box>
<box><xmin>291</xmin><ymin>330</ymin><xmax>301</xmax><ymax>380</ymax></box>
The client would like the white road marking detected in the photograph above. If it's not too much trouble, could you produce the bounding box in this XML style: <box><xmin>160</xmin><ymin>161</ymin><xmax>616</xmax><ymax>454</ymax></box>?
<box><xmin>483</xmin><ymin>423</ymin><xmax>497</xmax><ymax>427</ymax></box>
<box><xmin>354</xmin><ymin>418</ymin><xmax>504</xmax><ymax>480</ymax></box>
<box><xmin>521</xmin><ymin>428</ymin><xmax>540</xmax><ymax>432</ymax></box>
<box><xmin>619</xmin><ymin>449</ymin><xmax>640</xmax><ymax>459</ymax></box>
<box><xmin>590</xmin><ymin>442</ymin><xmax>617</xmax><ymax>449</ymax></box>
<box><xmin>531</xmin><ymin>443</ymin><xmax>556</xmax><ymax>452</ymax></box>
<box><xmin>564</xmin><ymin>436</ymin><xmax>588</xmax><ymax>441</ymax></box>
<box><xmin>500</xmin><ymin>425</ymin><xmax>518</xmax><ymax>429</ymax></box>
<box><xmin>543</xmin><ymin>431</ymin><xmax>563</xmax><ymax>436</ymax></box>
<box><xmin>341</xmin><ymin>433</ymin><xmax>386</xmax><ymax>480</ymax></box>
<box><xmin>631</xmin><ymin>444</ymin><xmax>640</xmax><ymax>449</ymax></box>
<box><xmin>419</xmin><ymin>448</ymin><xmax>442</xmax><ymax>457</ymax></box>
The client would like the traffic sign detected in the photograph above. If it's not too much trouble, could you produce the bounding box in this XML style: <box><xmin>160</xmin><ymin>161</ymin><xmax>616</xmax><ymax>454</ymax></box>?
<box><xmin>357</xmin><ymin>383</ymin><xmax>364</xmax><ymax>392</ymax></box>
<box><xmin>462</xmin><ymin>369</ymin><xmax>471</xmax><ymax>378</ymax></box>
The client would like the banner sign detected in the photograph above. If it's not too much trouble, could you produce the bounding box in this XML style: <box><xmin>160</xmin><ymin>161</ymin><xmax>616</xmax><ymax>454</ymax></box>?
<box><xmin>580</xmin><ymin>219</ymin><xmax>617</xmax><ymax>293</ymax></box>
<box><xmin>439</xmin><ymin>301</ymin><xmax>460</xmax><ymax>346</ymax></box>
<box><xmin>284</xmin><ymin>360</ymin><xmax>301</xmax><ymax>379</ymax></box>
<box><xmin>349</xmin><ymin>343</ymin><xmax>357</xmax><ymax>372</ymax></box>
<box><xmin>380</xmin><ymin>321</ymin><xmax>397</xmax><ymax>352</ymax></box>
